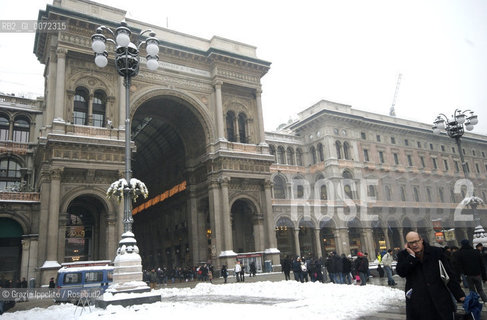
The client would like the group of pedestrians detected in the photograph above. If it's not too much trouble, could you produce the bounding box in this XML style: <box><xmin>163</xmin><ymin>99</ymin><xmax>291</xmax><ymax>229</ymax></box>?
<box><xmin>143</xmin><ymin>264</ymin><xmax>215</xmax><ymax>288</ymax></box>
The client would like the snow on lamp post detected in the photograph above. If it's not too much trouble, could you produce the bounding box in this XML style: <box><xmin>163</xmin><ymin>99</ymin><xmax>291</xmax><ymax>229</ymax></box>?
<box><xmin>432</xmin><ymin>109</ymin><xmax>485</xmax><ymax>245</ymax></box>
<box><xmin>92</xmin><ymin>21</ymin><xmax>158</xmax><ymax>294</ymax></box>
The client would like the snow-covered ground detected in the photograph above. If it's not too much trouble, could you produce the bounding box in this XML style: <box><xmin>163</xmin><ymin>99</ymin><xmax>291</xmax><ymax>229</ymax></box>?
<box><xmin>3</xmin><ymin>280</ymin><xmax>404</xmax><ymax>320</ymax></box>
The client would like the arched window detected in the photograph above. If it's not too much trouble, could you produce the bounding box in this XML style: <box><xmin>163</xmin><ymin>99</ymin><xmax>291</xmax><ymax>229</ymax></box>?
<box><xmin>343</xmin><ymin>142</ymin><xmax>351</xmax><ymax>160</ymax></box>
<box><xmin>269</xmin><ymin>145</ymin><xmax>276</xmax><ymax>163</ymax></box>
<box><xmin>342</xmin><ymin>170</ymin><xmax>354</xmax><ymax>199</ymax></box>
<box><xmin>273</xmin><ymin>175</ymin><xmax>286</xmax><ymax>199</ymax></box>
<box><xmin>385</xmin><ymin>185</ymin><xmax>392</xmax><ymax>201</ymax></box>
<box><xmin>92</xmin><ymin>90</ymin><xmax>106</xmax><ymax>127</ymax></box>
<box><xmin>400</xmin><ymin>186</ymin><xmax>407</xmax><ymax>201</ymax></box>
<box><xmin>226</xmin><ymin>111</ymin><xmax>236</xmax><ymax>142</ymax></box>
<box><xmin>321</xmin><ymin>184</ymin><xmax>328</xmax><ymax>200</ymax></box>
<box><xmin>0</xmin><ymin>115</ymin><xmax>9</xmax><ymax>141</ymax></box>
<box><xmin>310</xmin><ymin>146</ymin><xmax>317</xmax><ymax>164</ymax></box>
<box><xmin>238</xmin><ymin>113</ymin><xmax>247</xmax><ymax>143</ymax></box>
<box><xmin>367</xmin><ymin>185</ymin><xmax>377</xmax><ymax>197</ymax></box>
<box><xmin>413</xmin><ymin>187</ymin><xmax>420</xmax><ymax>202</ymax></box>
<box><xmin>13</xmin><ymin>117</ymin><xmax>30</xmax><ymax>143</ymax></box>
<box><xmin>286</xmin><ymin>147</ymin><xmax>295</xmax><ymax>165</ymax></box>
<box><xmin>335</xmin><ymin>141</ymin><xmax>342</xmax><ymax>159</ymax></box>
<box><xmin>296</xmin><ymin>148</ymin><xmax>303</xmax><ymax>166</ymax></box>
<box><xmin>277</xmin><ymin>146</ymin><xmax>286</xmax><ymax>164</ymax></box>
<box><xmin>317</xmin><ymin>143</ymin><xmax>324</xmax><ymax>162</ymax></box>
<box><xmin>0</xmin><ymin>158</ymin><xmax>22</xmax><ymax>191</ymax></box>
<box><xmin>74</xmin><ymin>87</ymin><xmax>89</xmax><ymax>125</ymax></box>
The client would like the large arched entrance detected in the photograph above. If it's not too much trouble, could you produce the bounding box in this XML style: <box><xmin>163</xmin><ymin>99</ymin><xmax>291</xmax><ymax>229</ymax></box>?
<box><xmin>231</xmin><ymin>199</ymin><xmax>256</xmax><ymax>253</ymax></box>
<box><xmin>131</xmin><ymin>95</ymin><xmax>209</xmax><ymax>269</ymax></box>
<box><xmin>0</xmin><ymin>218</ymin><xmax>23</xmax><ymax>282</ymax></box>
<box><xmin>64</xmin><ymin>195</ymin><xmax>108</xmax><ymax>262</ymax></box>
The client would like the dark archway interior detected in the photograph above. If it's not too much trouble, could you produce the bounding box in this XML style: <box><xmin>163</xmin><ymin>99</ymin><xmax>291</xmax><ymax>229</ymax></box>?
<box><xmin>65</xmin><ymin>195</ymin><xmax>106</xmax><ymax>262</ymax></box>
<box><xmin>231</xmin><ymin>199</ymin><xmax>255</xmax><ymax>253</ymax></box>
<box><xmin>131</xmin><ymin>96</ymin><xmax>207</xmax><ymax>269</ymax></box>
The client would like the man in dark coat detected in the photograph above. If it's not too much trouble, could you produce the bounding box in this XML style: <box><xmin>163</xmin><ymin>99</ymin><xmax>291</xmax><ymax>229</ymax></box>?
<box><xmin>457</xmin><ymin>239</ymin><xmax>487</xmax><ymax>302</ymax></box>
<box><xmin>397</xmin><ymin>231</ymin><xmax>465</xmax><ymax>320</ymax></box>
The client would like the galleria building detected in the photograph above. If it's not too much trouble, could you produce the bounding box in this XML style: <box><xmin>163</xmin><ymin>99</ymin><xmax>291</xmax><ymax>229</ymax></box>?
<box><xmin>1</xmin><ymin>0</ymin><xmax>487</xmax><ymax>285</ymax></box>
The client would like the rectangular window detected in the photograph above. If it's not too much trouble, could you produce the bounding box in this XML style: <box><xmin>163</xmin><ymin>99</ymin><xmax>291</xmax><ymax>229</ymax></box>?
<box><xmin>432</xmin><ymin>158</ymin><xmax>438</xmax><ymax>169</ymax></box>
<box><xmin>363</xmin><ymin>149</ymin><xmax>369</xmax><ymax>162</ymax></box>
<box><xmin>407</xmin><ymin>155</ymin><xmax>413</xmax><ymax>167</ymax></box>
<box><xmin>463</xmin><ymin>149</ymin><xmax>466</xmax><ymax>155</ymax></box>
<box><xmin>439</xmin><ymin>187</ymin><xmax>444</xmax><ymax>202</ymax></box>
<box><xmin>85</xmin><ymin>271</ymin><xmax>104</xmax><ymax>283</ymax></box>
<box><xmin>441</xmin><ymin>145</ymin><xmax>445</xmax><ymax>152</ymax></box>
<box><xmin>361</xmin><ymin>132</ymin><xmax>366</xmax><ymax>140</ymax></box>
<box><xmin>376</xmin><ymin>135</ymin><xmax>381</xmax><ymax>142</ymax></box>
<box><xmin>430</xmin><ymin>143</ymin><xmax>434</xmax><ymax>150</ymax></box>
<box><xmin>400</xmin><ymin>186</ymin><xmax>406</xmax><ymax>201</ymax></box>
<box><xmin>452</xmin><ymin>147</ymin><xmax>455</xmax><ymax>153</ymax></box>
<box><xmin>420</xmin><ymin>156</ymin><xmax>425</xmax><ymax>168</ymax></box>
<box><xmin>405</xmin><ymin>139</ymin><xmax>409</xmax><ymax>146</ymax></box>
<box><xmin>476</xmin><ymin>163</ymin><xmax>480</xmax><ymax>173</ymax></box>
<box><xmin>443</xmin><ymin>159</ymin><xmax>449</xmax><ymax>171</ymax></box>
<box><xmin>64</xmin><ymin>273</ymin><xmax>82</xmax><ymax>284</ymax></box>
<box><xmin>473</xmin><ymin>150</ymin><xmax>476</xmax><ymax>156</ymax></box>
<box><xmin>417</xmin><ymin>141</ymin><xmax>421</xmax><ymax>148</ymax></box>
<box><xmin>379</xmin><ymin>151</ymin><xmax>385</xmax><ymax>163</ymax></box>
<box><xmin>391</xmin><ymin>137</ymin><xmax>396</xmax><ymax>144</ymax></box>
<box><xmin>482</xmin><ymin>152</ymin><xmax>485</xmax><ymax>158</ymax></box>
<box><xmin>393</xmin><ymin>153</ymin><xmax>399</xmax><ymax>165</ymax></box>
<box><xmin>465</xmin><ymin>162</ymin><xmax>470</xmax><ymax>172</ymax></box>
<box><xmin>454</xmin><ymin>161</ymin><xmax>460</xmax><ymax>172</ymax></box>
<box><xmin>427</xmin><ymin>187</ymin><xmax>432</xmax><ymax>202</ymax></box>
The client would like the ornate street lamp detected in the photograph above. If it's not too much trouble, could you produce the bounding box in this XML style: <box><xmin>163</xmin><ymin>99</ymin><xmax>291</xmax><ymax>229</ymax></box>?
<box><xmin>432</xmin><ymin>109</ymin><xmax>485</xmax><ymax>245</ymax></box>
<box><xmin>91</xmin><ymin>21</ymin><xmax>158</xmax><ymax>293</ymax></box>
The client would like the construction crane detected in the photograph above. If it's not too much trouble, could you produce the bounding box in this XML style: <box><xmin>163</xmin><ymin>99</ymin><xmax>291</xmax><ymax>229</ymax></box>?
<box><xmin>389</xmin><ymin>73</ymin><xmax>402</xmax><ymax>117</ymax></box>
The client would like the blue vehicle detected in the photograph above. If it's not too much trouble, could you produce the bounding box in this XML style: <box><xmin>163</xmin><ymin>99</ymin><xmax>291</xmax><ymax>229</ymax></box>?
<box><xmin>55</xmin><ymin>260</ymin><xmax>113</xmax><ymax>302</ymax></box>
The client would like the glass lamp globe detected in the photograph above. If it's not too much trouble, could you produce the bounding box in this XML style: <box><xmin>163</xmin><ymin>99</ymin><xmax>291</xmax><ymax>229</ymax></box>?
<box><xmin>146</xmin><ymin>42</ymin><xmax>159</xmax><ymax>56</ymax></box>
<box><xmin>146</xmin><ymin>57</ymin><xmax>159</xmax><ymax>71</ymax></box>
<box><xmin>432</xmin><ymin>126</ymin><xmax>440</xmax><ymax>135</ymax></box>
<box><xmin>116</xmin><ymin>31</ymin><xmax>130</xmax><ymax>47</ymax></box>
<box><xmin>456</xmin><ymin>113</ymin><xmax>466</xmax><ymax>124</ymax></box>
<box><xmin>468</xmin><ymin>114</ymin><xmax>478</xmax><ymax>126</ymax></box>
<box><xmin>92</xmin><ymin>39</ymin><xmax>106</xmax><ymax>54</ymax></box>
<box><xmin>435</xmin><ymin>118</ymin><xmax>446</xmax><ymax>130</ymax></box>
<box><xmin>465</xmin><ymin>122</ymin><xmax>474</xmax><ymax>131</ymax></box>
<box><xmin>95</xmin><ymin>54</ymin><xmax>108</xmax><ymax>68</ymax></box>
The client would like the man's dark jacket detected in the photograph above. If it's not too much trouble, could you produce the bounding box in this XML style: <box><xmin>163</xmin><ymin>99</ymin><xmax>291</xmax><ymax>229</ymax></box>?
<box><xmin>456</xmin><ymin>243</ymin><xmax>487</xmax><ymax>279</ymax></box>
<box><xmin>396</xmin><ymin>243</ymin><xmax>465</xmax><ymax>320</ymax></box>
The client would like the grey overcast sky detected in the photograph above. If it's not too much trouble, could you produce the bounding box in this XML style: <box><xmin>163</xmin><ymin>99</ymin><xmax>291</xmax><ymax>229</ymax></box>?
<box><xmin>1</xmin><ymin>0</ymin><xmax>486</xmax><ymax>134</ymax></box>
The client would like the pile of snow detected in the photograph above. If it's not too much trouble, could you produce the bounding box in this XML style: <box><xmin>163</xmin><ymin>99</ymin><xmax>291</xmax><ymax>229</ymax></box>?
<box><xmin>3</xmin><ymin>280</ymin><xmax>404</xmax><ymax>320</ymax></box>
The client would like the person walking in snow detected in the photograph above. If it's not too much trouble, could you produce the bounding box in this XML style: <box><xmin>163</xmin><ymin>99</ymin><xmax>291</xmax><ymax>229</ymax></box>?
<box><xmin>382</xmin><ymin>249</ymin><xmax>397</xmax><ymax>286</ymax></box>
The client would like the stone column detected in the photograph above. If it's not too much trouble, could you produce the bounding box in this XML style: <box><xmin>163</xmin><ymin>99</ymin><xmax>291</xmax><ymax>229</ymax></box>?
<box><xmin>220</xmin><ymin>177</ymin><xmax>234</xmax><ymax>254</ymax></box>
<box><xmin>37</xmin><ymin>170</ymin><xmax>50</xmax><ymax>268</ymax></box>
<box><xmin>187</xmin><ymin>186</ymin><xmax>199</xmax><ymax>266</ymax></box>
<box><xmin>106</xmin><ymin>216</ymin><xmax>117</xmax><ymax>260</ymax></box>
<box><xmin>46</xmin><ymin>168</ymin><xmax>62</xmax><ymax>261</ymax></box>
<box><xmin>382</xmin><ymin>227</ymin><xmax>391</xmax><ymax>249</ymax></box>
<box><xmin>253</xmin><ymin>216</ymin><xmax>265</xmax><ymax>251</ymax></box>
<box><xmin>57</xmin><ymin>214</ymin><xmax>67</xmax><ymax>263</ymax></box>
<box><xmin>263</xmin><ymin>180</ymin><xmax>278</xmax><ymax>250</ymax></box>
<box><xmin>398</xmin><ymin>227</ymin><xmax>405</xmax><ymax>248</ymax></box>
<box><xmin>213</xmin><ymin>80</ymin><xmax>225</xmax><ymax>141</ymax></box>
<box><xmin>255</xmin><ymin>88</ymin><xmax>266</xmax><ymax>145</ymax></box>
<box><xmin>313</xmin><ymin>228</ymin><xmax>323</xmax><ymax>258</ymax></box>
<box><xmin>363</xmin><ymin>228</ymin><xmax>375</xmax><ymax>257</ymax></box>
<box><xmin>338</xmin><ymin>228</ymin><xmax>350</xmax><ymax>255</ymax></box>
<box><xmin>208</xmin><ymin>179</ymin><xmax>223</xmax><ymax>260</ymax></box>
<box><xmin>45</xmin><ymin>48</ymin><xmax>57</xmax><ymax>125</ymax></box>
<box><xmin>294</xmin><ymin>228</ymin><xmax>301</xmax><ymax>257</ymax></box>
<box><xmin>88</xmin><ymin>92</ymin><xmax>94</xmax><ymax>125</ymax></box>
<box><xmin>54</xmin><ymin>48</ymin><xmax>67</xmax><ymax>121</ymax></box>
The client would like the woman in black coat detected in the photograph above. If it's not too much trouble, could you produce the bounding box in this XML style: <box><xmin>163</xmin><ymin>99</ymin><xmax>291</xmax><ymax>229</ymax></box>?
<box><xmin>396</xmin><ymin>232</ymin><xmax>465</xmax><ymax>320</ymax></box>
